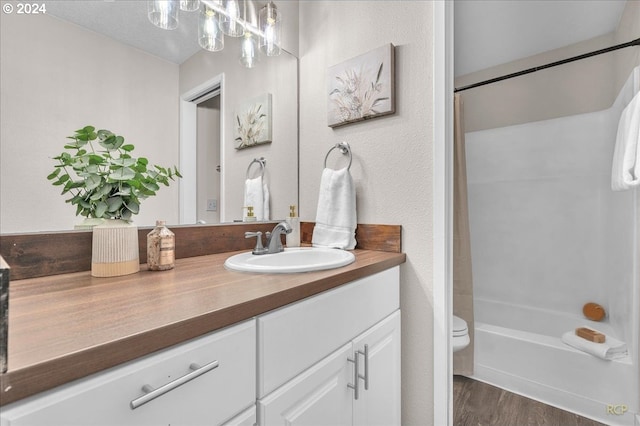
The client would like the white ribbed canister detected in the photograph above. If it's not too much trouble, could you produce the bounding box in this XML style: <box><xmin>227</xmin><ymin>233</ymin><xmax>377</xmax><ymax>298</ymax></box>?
<box><xmin>91</xmin><ymin>219</ymin><xmax>140</xmax><ymax>277</ymax></box>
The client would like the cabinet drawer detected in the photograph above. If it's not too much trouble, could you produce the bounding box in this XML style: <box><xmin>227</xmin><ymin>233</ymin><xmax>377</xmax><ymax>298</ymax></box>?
<box><xmin>1</xmin><ymin>320</ymin><xmax>256</xmax><ymax>426</ymax></box>
<box><xmin>257</xmin><ymin>267</ymin><xmax>399</xmax><ymax>397</ymax></box>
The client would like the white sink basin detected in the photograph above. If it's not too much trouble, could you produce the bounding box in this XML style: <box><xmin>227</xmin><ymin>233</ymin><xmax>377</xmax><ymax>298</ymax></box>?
<box><xmin>224</xmin><ymin>247</ymin><xmax>355</xmax><ymax>273</ymax></box>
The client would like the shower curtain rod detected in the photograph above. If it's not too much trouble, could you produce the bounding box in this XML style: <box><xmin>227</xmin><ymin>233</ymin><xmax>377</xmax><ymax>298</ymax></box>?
<box><xmin>454</xmin><ymin>37</ymin><xmax>640</xmax><ymax>93</ymax></box>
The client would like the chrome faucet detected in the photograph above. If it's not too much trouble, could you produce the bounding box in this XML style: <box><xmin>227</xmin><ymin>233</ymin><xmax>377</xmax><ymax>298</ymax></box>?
<box><xmin>245</xmin><ymin>221</ymin><xmax>292</xmax><ymax>255</ymax></box>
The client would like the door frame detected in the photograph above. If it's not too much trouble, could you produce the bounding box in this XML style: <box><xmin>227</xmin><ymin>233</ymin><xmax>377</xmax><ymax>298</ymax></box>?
<box><xmin>433</xmin><ymin>2</ymin><xmax>454</xmax><ymax>425</ymax></box>
<box><xmin>179</xmin><ymin>74</ymin><xmax>226</xmax><ymax>224</ymax></box>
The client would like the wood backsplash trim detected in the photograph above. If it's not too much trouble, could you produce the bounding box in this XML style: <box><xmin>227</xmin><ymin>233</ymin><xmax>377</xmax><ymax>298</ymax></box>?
<box><xmin>301</xmin><ymin>222</ymin><xmax>401</xmax><ymax>253</ymax></box>
<box><xmin>1</xmin><ymin>223</ymin><xmax>275</xmax><ymax>281</ymax></box>
<box><xmin>1</xmin><ymin>223</ymin><xmax>401</xmax><ymax>280</ymax></box>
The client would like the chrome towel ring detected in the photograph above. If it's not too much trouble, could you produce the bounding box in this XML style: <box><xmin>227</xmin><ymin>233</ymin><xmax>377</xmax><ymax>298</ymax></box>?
<box><xmin>246</xmin><ymin>157</ymin><xmax>266</xmax><ymax>179</ymax></box>
<box><xmin>324</xmin><ymin>142</ymin><xmax>352</xmax><ymax>170</ymax></box>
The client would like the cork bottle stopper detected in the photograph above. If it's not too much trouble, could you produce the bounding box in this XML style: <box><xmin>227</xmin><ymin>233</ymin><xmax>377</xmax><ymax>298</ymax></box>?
<box><xmin>583</xmin><ymin>302</ymin><xmax>606</xmax><ymax>321</ymax></box>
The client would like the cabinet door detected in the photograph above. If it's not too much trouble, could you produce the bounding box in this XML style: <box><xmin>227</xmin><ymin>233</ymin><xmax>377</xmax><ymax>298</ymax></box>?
<box><xmin>352</xmin><ymin>311</ymin><xmax>401</xmax><ymax>426</ymax></box>
<box><xmin>221</xmin><ymin>405</ymin><xmax>256</xmax><ymax>426</ymax></box>
<box><xmin>258</xmin><ymin>267</ymin><xmax>399</xmax><ymax>397</ymax></box>
<box><xmin>1</xmin><ymin>320</ymin><xmax>256</xmax><ymax>426</ymax></box>
<box><xmin>258</xmin><ymin>343</ymin><xmax>353</xmax><ymax>426</ymax></box>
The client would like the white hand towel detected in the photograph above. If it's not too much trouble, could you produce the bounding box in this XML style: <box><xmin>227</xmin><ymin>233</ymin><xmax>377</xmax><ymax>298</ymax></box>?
<box><xmin>244</xmin><ymin>176</ymin><xmax>270</xmax><ymax>221</ymax></box>
<box><xmin>611</xmin><ymin>90</ymin><xmax>640</xmax><ymax>191</ymax></box>
<box><xmin>312</xmin><ymin>167</ymin><xmax>356</xmax><ymax>249</ymax></box>
<box><xmin>561</xmin><ymin>328</ymin><xmax>628</xmax><ymax>361</ymax></box>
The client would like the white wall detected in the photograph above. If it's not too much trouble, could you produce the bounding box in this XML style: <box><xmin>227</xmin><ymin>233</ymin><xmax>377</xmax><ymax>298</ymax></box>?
<box><xmin>298</xmin><ymin>1</ymin><xmax>434</xmax><ymax>423</ymax></box>
<box><xmin>0</xmin><ymin>13</ymin><xmax>180</xmax><ymax>233</ymax></box>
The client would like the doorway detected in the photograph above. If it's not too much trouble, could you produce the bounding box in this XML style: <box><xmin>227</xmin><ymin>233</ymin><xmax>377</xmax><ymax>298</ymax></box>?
<box><xmin>196</xmin><ymin>96</ymin><xmax>221</xmax><ymax>224</ymax></box>
<box><xmin>179</xmin><ymin>75</ymin><xmax>224</xmax><ymax>225</ymax></box>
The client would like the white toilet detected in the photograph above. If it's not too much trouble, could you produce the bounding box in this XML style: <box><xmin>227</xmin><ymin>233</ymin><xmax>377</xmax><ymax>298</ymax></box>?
<box><xmin>452</xmin><ymin>315</ymin><xmax>470</xmax><ymax>352</ymax></box>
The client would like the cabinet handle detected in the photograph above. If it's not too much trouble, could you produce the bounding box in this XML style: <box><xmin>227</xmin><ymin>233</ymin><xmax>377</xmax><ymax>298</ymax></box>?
<box><xmin>348</xmin><ymin>345</ymin><xmax>369</xmax><ymax>400</ymax></box>
<box><xmin>347</xmin><ymin>354</ymin><xmax>360</xmax><ymax>400</ymax></box>
<box><xmin>130</xmin><ymin>360</ymin><xmax>219</xmax><ymax>409</ymax></box>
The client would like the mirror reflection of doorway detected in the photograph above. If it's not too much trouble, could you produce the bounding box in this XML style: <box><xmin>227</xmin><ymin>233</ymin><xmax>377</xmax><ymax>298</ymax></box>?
<box><xmin>196</xmin><ymin>96</ymin><xmax>221</xmax><ymax>224</ymax></box>
<box><xmin>179</xmin><ymin>77</ymin><xmax>223</xmax><ymax>225</ymax></box>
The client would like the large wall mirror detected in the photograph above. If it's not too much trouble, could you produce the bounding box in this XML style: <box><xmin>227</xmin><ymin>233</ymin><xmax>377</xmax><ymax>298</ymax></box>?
<box><xmin>0</xmin><ymin>0</ymin><xmax>298</xmax><ymax>233</ymax></box>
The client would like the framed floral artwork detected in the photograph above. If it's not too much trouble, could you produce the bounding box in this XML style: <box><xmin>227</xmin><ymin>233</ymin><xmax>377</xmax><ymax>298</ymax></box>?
<box><xmin>234</xmin><ymin>93</ymin><xmax>272</xmax><ymax>149</ymax></box>
<box><xmin>327</xmin><ymin>44</ymin><xmax>395</xmax><ymax>127</ymax></box>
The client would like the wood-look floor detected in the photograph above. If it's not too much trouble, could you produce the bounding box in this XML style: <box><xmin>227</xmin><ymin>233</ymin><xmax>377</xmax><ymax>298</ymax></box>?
<box><xmin>453</xmin><ymin>376</ymin><xmax>606</xmax><ymax>426</ymax></box>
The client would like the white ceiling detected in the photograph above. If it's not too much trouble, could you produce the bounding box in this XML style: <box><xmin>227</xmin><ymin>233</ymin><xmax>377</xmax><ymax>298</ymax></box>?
<box><xmin>454</xmin><ymin>0</ymin><xmax>628</xmax><ymax>77</ymax></box>
<box><xmin>46</xmin><ymin>1</ymin><xmax>629</xmax><ymax>71</ymax></box>
<box><xmin>45</xmin><ymin>1</ymin><xmax>201</xmax><ymax>64</ymax></box>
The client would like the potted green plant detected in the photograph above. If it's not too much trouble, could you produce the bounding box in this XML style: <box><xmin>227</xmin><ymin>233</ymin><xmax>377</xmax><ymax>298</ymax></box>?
<box><xmin>47</xmin><ymin>125</ymin><xmax>181</xmax><ymax>222</ymax></box>
<box><xmin>47</xmin><ymin>125</ymin><xmax>181</xmax><ymax>277</ymax></box>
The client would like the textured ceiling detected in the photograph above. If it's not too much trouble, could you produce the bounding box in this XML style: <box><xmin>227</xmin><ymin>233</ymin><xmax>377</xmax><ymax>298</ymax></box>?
<box><xmin>46</xmin><ymin>0</ymin><xmax>228</xmax><ymax>64</ymax></box>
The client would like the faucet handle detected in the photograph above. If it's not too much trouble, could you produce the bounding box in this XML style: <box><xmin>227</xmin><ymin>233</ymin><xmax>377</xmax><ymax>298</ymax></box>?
<box><xmin>245</xmin><ymin>231</ymin><xmax>265</xmax><ymax>254</ymax></box>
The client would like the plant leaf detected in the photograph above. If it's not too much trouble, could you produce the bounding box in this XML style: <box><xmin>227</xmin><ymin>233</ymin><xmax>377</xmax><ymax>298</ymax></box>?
<box><xmin>84</xmin><ymin>174</ymin><xmax>102</xmax><ymax>190</ymax></box>
<box><xmin>124</xmin><ymin>200</ymin><xmax>139</xmax><ymax>214</ymax></box>
<box><xmin>52</xmin><ymin>174</ymin><xmax>70</xmax><ymax>186</ymax></box>
<box><xmin>109</xmin><ymin>167</ymin><xmax>136</xmax><ymax>181</ymax></box>
<box><xmin>106</xmin><ymin>196</ymin><xmax>123</xmax><ymax>212</ymax></box>
<box><xmin>110</xmin><ymin>157</ymin><xmax>136</xmax><ymax>167</ymax></box>
<box><xmin>141</xmin><ymin>181</ymin><xmax>160</xmax><ymax>192</ymax></box>
<box><xmin>47</xmin><ymin>169</ymin><xmax>61</xmax><ymax>180</ymax></box>
<box><xmin>95</xmin><ymin>201</ymin><xmax>108</xmax><ymax>218</ymax></box>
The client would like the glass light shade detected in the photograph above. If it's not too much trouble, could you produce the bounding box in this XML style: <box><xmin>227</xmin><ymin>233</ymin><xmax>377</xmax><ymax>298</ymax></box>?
<box><xmin>240</xmin><ymin>33</ymin><xmax>258</xmax><ymax>68</ymax></box>
<box><xmin>180</xmin><ymin>0</ymin><xmax>199</xmax><ymax>12</ymax></box>
<box><xmin>199</xmin><ymin>5</ymin><xmax>224</xmax><ymax>51</ymax></box>
<box><xmin>258</xmin><ymin>1</ymin><xmax>281</xmax><ymax>56</ymax></box>
<box><xmin>148</xmin><ymin>0</ymin><xmax>179</xmax><ymax>30</ymax></box>
<box><xmin>219</xmin><ymin>0</ymin><xmax>244</xmax><ymax>37</ymax></box>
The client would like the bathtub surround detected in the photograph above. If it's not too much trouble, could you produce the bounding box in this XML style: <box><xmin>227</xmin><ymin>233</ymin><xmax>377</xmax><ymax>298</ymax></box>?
<box><xmin>465</xmin><ymin>67</ymin><xmax>639</xmax><ymax>424</ymax></box>
<box><xmin>452</xmin><ymin>94</ymin><xmax>474</xmax><ymax>376</ymax></box>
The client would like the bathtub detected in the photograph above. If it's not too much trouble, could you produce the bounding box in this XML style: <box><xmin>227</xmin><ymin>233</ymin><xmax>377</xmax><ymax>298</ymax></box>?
<box><xmin>472</xmin><ymin>298</ymin><xmax>638</xmax><ymax>426</ymax></box>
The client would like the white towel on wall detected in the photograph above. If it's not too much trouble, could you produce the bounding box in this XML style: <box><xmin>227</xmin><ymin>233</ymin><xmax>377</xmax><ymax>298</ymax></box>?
<box><xmin>244</xmin><ymin>176</ymin><xmax>270</xmax><ymax>221</ymax></box>
<box><xmin>561</xmin><ymin>329</ymin><xmax>628</xmax><ymax>361</ymax></box>
<box><xmin>312</xmin><ymin>167</ymin><xmax>357</xmax><ymax>249</ymax></box>
<box><xmin>611</xmin><ymin>90</ymin><xmax>640</xmax><ymax>191</ymax></box>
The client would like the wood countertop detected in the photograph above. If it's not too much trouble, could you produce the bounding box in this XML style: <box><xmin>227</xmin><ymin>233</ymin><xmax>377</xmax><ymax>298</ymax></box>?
<box><xmin>0</xmin><ymin>249</ymin><xmax>405</xmax><ymax>406</ymax></box>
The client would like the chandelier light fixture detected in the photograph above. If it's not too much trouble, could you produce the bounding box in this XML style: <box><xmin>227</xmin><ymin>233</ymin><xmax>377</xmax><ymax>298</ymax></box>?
<box><xmin>148</xmin><ymin>0</ymin><xmax>179</xmax><ymax>30</ymax></box>
<box><xmin>199</xmin><ymin>3</ymin><xmax>224</xmax><ymax>51</ymax></box>
<box><xmin>147</xmin><ymin>0</ymin><xmax>283</xmax><ymax>67</ymax></box>
<box><xmin>258</xmin><ymin>1</ymin><xmax>280</xmax><ymax>56</ymax></box>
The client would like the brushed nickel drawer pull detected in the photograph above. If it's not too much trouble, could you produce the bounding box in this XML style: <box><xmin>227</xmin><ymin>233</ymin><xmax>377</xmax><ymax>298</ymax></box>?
<box><xmin>130</xmin><ymin>360</ymin><xmax>219</xmax><ymax>409</ymax></box>
<box><xmin>348</xmin><ymin>345</ymin><xmax>369</xmax><ymax>400</ymax></box>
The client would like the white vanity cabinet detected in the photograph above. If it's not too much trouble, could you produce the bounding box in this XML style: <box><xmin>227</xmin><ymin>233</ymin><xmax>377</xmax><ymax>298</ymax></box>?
<box><xmin>1</xmin><ymin>265</ymin><xmax>401</xmax><ymax>426</ymax></box>
<box><xmin>0</xmin><ymin>320</ymin><xmax>256</xmax><ymax>426</ymax></box>
<box><xmin>257</xmin><ymin>267</ymin><xmax>401</xmax><ymax>426</ymax></box>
